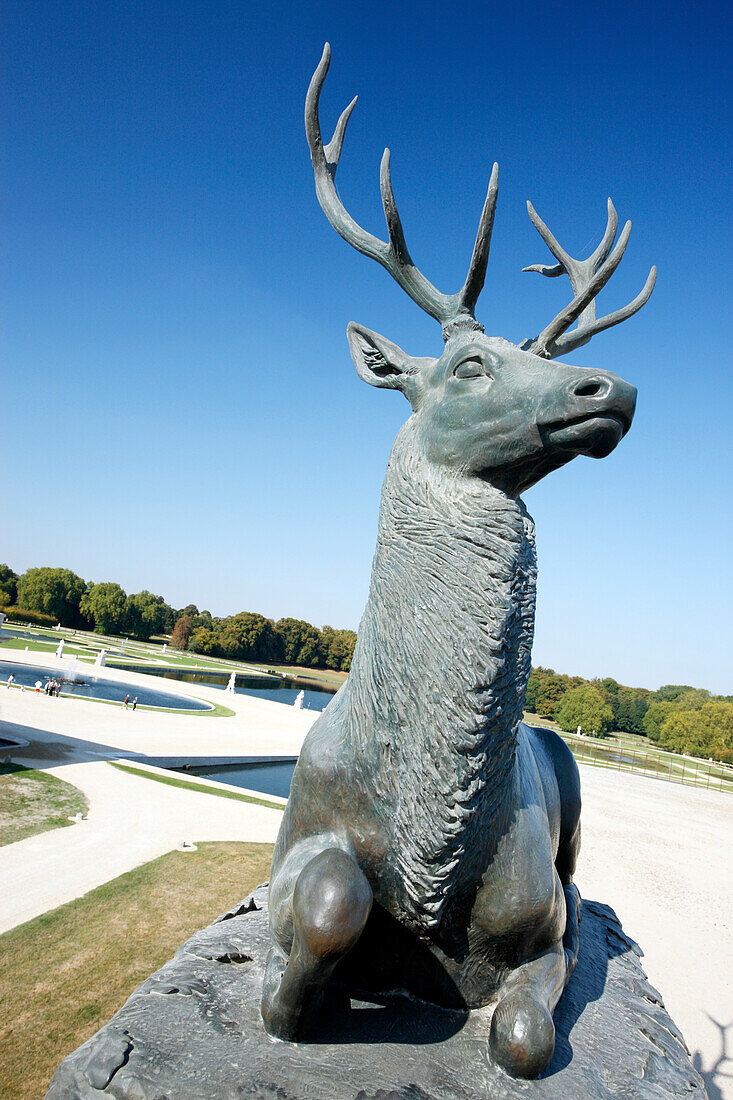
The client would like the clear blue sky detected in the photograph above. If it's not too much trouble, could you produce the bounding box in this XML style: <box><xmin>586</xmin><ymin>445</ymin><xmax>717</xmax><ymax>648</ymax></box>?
<box><xmin>4</xmin><ymin>0</ymin><xmax>732</xmax><ymax>693</ymax></box>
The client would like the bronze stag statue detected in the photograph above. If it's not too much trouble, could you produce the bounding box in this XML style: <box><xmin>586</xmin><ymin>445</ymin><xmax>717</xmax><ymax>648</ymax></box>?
<box><xmin>262</xmin><ymin>44</ymin><xmax>656</xmax><ymax>1079</ymax></box>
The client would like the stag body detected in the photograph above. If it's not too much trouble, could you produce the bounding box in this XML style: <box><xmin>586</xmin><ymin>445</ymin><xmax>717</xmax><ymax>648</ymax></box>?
<box><xmin>261</xmin><ymin>46</ymin><xmax>654</xmax><ymax>1079</ymax></box>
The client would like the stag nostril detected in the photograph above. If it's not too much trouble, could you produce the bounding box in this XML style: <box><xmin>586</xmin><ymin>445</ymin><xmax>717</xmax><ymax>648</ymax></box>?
<box><xmin>574</xmin><ymin>378</ymin><xmax>608</xmax><ymax>398</ymax></box>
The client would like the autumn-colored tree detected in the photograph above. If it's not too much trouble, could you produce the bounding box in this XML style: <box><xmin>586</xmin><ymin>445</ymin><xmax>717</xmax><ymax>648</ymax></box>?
<box><xmin>170</xmin><ymin>614</ymin><xmax>194</xmax><ymax>650</ymax></box>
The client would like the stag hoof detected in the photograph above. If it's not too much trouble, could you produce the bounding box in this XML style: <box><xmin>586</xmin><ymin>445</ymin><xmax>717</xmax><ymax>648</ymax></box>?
<box><xmin>261</xmin><ymin>945</ymin><xmax>302</xmax><ymax>1041</ymax></box>
<box><xmin>261</xmin><ymin>1000</ymin><xmax>301</xmax><ymax>1043</ymax></box>
<box><xmin>489</xmin><ymin>990</ymin><xmax>555</xmax><ymax>1079</ymax></box>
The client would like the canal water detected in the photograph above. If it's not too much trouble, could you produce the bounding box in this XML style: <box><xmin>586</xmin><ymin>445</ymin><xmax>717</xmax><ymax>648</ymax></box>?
<box><xmin>0</xmin><ymin>661</ymin><xmax>212</xmax><ymax>711</ymax></box>
<box><xmin>186</xmin><ymin>759</ymin><xmax>297</xmax><ymax>799</ymax></box>
<box><xmin>132</xmin><ymin>668</ymin><xmax>335</xmax><ymax>712</ymax></box>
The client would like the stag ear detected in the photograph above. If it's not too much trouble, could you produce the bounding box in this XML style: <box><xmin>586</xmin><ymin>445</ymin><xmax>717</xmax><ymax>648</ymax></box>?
<box><xmin>347</xmin><ymin>322</ymin><xmax>420</xmax><ymax>403</ymax></box>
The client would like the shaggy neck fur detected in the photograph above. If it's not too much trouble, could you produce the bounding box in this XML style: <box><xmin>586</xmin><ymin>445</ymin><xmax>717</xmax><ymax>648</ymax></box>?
<box><xmin>345</xmin><ymin>419</ymin><xmax>537</xmax><ymax>931</ymax></box>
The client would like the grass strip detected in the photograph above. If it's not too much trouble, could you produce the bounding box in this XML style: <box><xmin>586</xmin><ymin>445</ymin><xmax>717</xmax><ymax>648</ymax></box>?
<box><xmin>0</xmin><ymin>841</ymin><xmax>274</xmax><ymax>1100</ymax></box>
<box><xmin>0</xmin><ymin>763</ymin><xmax>88</xmax><ymax>847</ymax></box>
<box><xmin>1</xmin><ymin>683</ymin><xmax>235</xmax><ymax>718</ymax></box>
<box><xmin>73</xmin><ymin>694</ymin><xmax>235</xmax><ymax>717</ymax></box>
<box><xmin>109</xmin><ymin>761</ymin><xmax>286</xmax><ymax>811</ymax></box>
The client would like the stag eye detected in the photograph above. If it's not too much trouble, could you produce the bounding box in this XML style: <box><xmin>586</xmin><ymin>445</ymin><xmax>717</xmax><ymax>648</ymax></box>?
<box><xmin>453</xmin><ymin>357</ymin><xmax>485</xmax><ymax>380</ymax></box>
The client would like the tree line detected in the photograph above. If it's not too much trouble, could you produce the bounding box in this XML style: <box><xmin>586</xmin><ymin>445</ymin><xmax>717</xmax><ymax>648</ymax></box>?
<box><xmin>2</xmin><ymin>563</ymin><xmax>729</xmax><ymax>754</ymax></box>
<box><xmin>172</xmin><ymin>612</ymin><xmax>356</xmax><ymax>672</ymax></box>
<box><xmin>0</xmin><ymin>564</ymin><xmax>356</xmax><ymax>672</ymax></box>
<box><xmin>526</xmin><ymin>667</ymin><xmax>733</xmax><ymax>764</ymax></box>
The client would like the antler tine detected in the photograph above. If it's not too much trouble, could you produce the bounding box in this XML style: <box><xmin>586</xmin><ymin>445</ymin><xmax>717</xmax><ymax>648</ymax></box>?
<box><xmin>523</xmin><ymin>200</ymin><xmax>656</xmax><ymax>358</ymax></box>
<box><xmin>305</xmin><ymin>44</ymin><xmax>453</xmax><ymax>326</ymax></box>
<box><xmin>534</xmin><ymin>219</ymin><xmax>633</xmax><ymax>352</ymax></box>
<box><xmin>551</xmin><ymin>265</ymin><xmax>657</xmax><ymax>356</ymax></box>
<box><xmin>588</xmin><ymin>198</ymin><xmax>619</xmax><ymax>270</ymax></box>
<box><xmin>523</xmin><ymin>201</ymin><xmax>573</xmax><ymax>278</ymax></box>
<box><xmin>457</xmin><ymin>162</ymin><xmax>499</xmax><ymax>317</ymax></box>
<box><xmin>305</xmin><ymin>45</ymin><xmax>386</xmax><ymax>266</ymax></box>
<box><xmin>324</xmin><ymin>96</ymin><xmax>358</xmax><ymax>175</ymax></box>
<box><xmin>379</xmin><ymin>148</ymin><xmax>413</xmax><ymax>266</ymax></box>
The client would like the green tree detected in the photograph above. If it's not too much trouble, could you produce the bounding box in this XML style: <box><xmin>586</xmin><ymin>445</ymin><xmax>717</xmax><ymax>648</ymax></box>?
<box><xmin>218</xmin><ymin>612</ymin><xmax>279</xmax><ymax>662</ymax></box>
<box><xmin>597</xmin><ymin>677</ymin><xmax>620</xmax><ymax>700</ymax></box>
<box><xmin>658</xmin><ymin>711</ymin><xmax>707</xmax><ymax>756</ymax></box>
<box><xmin>16</xmin><ymin>567</ymin><xmax>86</xmax><ymax>626</ymax></box>
<box><xmin>700</xmin><ymin>701</ymin><xmax>733</xmax><ymax>762</ymax></box>
<box><xmin>555</xmin><ymin>685</ymin><xmax>614</xmax><ymax>738</ymax></box>
<box><xmin>80</xmin><ymin>582</ymin><xmax>128</xmax><ymax>635</ymax></box>
<box><xmin>188</xmin><ymin>626</ymin><xmax>217</xmax><ymax>656</ymax></box>
<box><xmin>320</xmin><ymin>626</ymin><xmax>357</xmax><ymax>672</ymax></box>
<box><xmin>274</xmin><ymin>618</ymin><xmax>323</xmax><ymax>667</ymax></box>
<box><xmin>124</xmin><ymin>591</ymin><xmax>169</xmax><ymax>641</ymax></box>
<box><xmin>655</xmin><ymin>684</ymin><xmax>696</xmax><ymax>703</ymax></box>
<box><xmin>643</xmin><ymin>700</ymin><xmax>675</xmax><ymax>742</ymax></box>
<box><xmin>673</xmin><ymin>688</ymin><xmax>710</xmax><ymax>711</ymax></box>
<box><xmin>659</xmin><ymin>701</ymin><xmax>733</xmax><ymax>762</ymax></box>
<box><xmin>0</xmin><ymin>563</ymin><xmax>18</xmax><ymax>606</ymax></box>
<box><xmin>612</xmin><ymin>686</ymin><xmax>650</xmax><ymax>734</ymax></box>
<box><xmin>159</xmin><ymin>602</ymin><xmax>176</xmax><ymax>632</ymax></box>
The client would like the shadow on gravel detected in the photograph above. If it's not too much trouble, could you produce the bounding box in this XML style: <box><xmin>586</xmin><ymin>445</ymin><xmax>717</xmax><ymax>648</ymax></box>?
<box><xmin>692</xmin><ymin>1017</ymin><xmax>732</xmax><ymax>1100</ymax></box>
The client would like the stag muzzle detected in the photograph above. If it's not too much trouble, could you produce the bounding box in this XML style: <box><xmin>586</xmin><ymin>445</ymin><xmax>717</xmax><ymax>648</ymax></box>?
<box><xmin>538</xmin><ymin>371</ymin><xmax>637</xmax><ymax>459</ymax></box>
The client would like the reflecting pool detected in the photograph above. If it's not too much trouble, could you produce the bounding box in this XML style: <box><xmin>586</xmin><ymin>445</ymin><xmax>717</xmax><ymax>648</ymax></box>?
<box><xmin>130</xmin><ymin>668</ymin><xmax>335</xmax><ymax>712</ymax></box>
<box><xmin>0</xmin><ymin>661</ymin><xmax>211</xmax><ymax>711</ymax></box>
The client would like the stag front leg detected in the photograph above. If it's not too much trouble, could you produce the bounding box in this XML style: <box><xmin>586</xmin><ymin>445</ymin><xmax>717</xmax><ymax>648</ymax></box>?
<box><xmin>490</xmin><ymin>884</ymin><xmax>581</xmax><ymax>1078</ymax></box>
<box><xmin>262</xmin><ymin>847</ymin><xmax>372</xmax><ymax>1041</ymax></box>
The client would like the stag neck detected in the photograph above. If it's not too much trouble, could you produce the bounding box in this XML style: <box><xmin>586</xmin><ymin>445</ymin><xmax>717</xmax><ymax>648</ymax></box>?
<box><xmin>343</xmin><ymin>424</ymin><xmax>536</xmax><ymax>927</ymax></box>
<box><xmin>350</xmin><ymin>418</ymin><xmax>536</xmax><ymax>717</ymax></box>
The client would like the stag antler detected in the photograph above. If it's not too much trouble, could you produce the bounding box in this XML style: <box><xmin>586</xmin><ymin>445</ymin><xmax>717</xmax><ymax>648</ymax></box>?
<box><xmin>522</xmin><ymin>199</ymin><xmax>656</xmax><ymax>359</ymax></box>
<box><xmin>305</xmin><ymin>44</ymin><xmax>498</xmax><ymax>336</ymax></box>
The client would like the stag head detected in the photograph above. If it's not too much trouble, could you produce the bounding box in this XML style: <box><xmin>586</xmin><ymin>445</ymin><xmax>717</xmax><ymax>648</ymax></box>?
<box><xmin>306</xmin><ymin>45</ymin><xmax>655</xmax><ymax>495</ymax></box>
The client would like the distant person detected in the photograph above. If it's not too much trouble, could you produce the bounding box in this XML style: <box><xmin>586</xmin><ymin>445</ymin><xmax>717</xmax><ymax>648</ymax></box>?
<box><xmin>34</xmin><ymin>680</ymin><xmax>42</xmax><ymax>693</ymax></box>
<box><xmin>6</xmin><ymin>674</ymin><xmax>14</xmax><ymax>688</ymax></box>
<box><xmin>132</xmin><ymin>697</ymin><xmax>138</xmax><ymax>711</ymax></box>
<box><xmin>123</xmin><ymin>694</ymin><xmax>130</xmax><ymax>709</ymax></box>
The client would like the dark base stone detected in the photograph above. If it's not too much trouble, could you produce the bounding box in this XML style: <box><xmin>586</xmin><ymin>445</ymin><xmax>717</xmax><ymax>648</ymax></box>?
<box><xmin>46</xmin><ymin>886</ymin><xmax>707</xmax><ymax>1099</ymax></box>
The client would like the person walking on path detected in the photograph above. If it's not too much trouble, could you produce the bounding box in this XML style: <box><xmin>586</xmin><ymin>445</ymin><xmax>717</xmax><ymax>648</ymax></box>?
<box><xmin>6</xmin><ymin>674</ymin><xmax>14</xmax><ymax>688</ymax></box>
<box><xmin>132</xmin><ymin>697</ymin><xmax>138</xmax><ymax>711</ymax></box>
<box><xmin>123</xmin><ymin>694</ymin><xmax>130</xmax><ymax>709</ymax></box>
<box><xmin>34</xmin><ymin>680</ymin><xmax>42</xmax><ymax>693</ymax></box>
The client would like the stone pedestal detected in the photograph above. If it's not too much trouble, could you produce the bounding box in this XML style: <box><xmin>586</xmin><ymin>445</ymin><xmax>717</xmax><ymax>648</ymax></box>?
<box><xmin>46</xmin><ymin>887</ymin><xmax>707</xmax><ymax>1099</ymax></box>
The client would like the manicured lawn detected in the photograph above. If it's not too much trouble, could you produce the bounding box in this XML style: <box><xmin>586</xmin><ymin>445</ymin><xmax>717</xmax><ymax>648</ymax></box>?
<box><xmin>249</xmin><ymin>662</ymin><xmax>348</xmax><ymax>690</ymax></box>
<box><xmin>0</xmin><ymin>763</ymin><xmax>88</xmax><ymax>847</ymax></box>
<box><xmin>0</xmin><ymin>638</ymin><xmax>91</xmax><ymax>655</ymax></box>
<box><xmin>0</xmin><ymin>841</ymin><xmax>274</xmax><ymax>1100</ymax></box>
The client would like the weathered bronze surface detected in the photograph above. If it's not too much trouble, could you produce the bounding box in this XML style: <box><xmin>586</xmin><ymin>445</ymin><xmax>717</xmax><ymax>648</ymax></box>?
<box><xmin>46</xmin><ymin>889</ymin><xmax>707</xmax><ymax>1098</ymax></box>
<box><xmin>261</xmin><ymin>45</ymin><xmax>656</xmax><ymax>1079</ymax></box>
